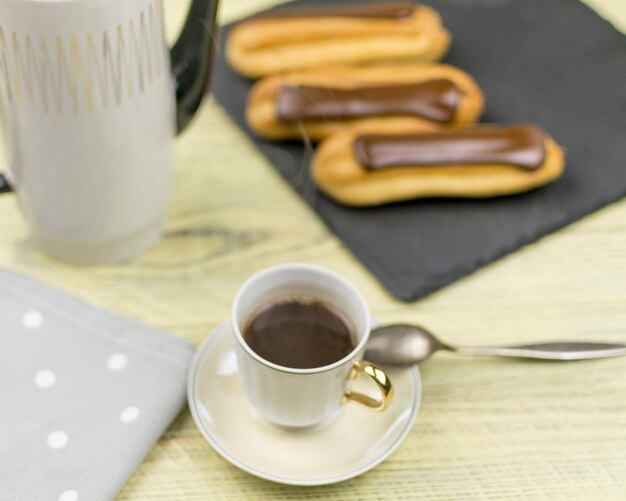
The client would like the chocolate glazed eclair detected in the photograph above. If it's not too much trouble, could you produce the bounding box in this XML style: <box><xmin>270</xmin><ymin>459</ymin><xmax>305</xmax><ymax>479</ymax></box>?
<box><xmin>227</xmin><ymin>2</ymin><xmax>451</xmax><ymax>78</ymax></box>
<box><xmin>247</xmin><ymin>64</ymin><xmax>484</xmax><ymax>141</ymax></box>
<box><xmin>312</xmin><ymin>124</ymin><xmax>566</xmax><ymax>206</ymax></box>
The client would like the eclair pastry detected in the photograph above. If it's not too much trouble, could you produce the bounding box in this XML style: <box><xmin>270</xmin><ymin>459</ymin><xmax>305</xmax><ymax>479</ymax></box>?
<box><xmin>227</xmin><ymin>2</ymin><xmax>451</xmax><ymax>78</ymax></box>
<box><xmin>247</xmin><ymin>64</ymin><xmax>484</xmax><ymax>141</ymax></box>
<box><xmin>312</xmin><ymin>124</ymin><xmax>565</xmax><ymax>206</ymax></box>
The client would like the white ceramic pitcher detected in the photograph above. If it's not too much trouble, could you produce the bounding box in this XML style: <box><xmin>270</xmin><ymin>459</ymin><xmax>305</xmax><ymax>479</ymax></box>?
<box><xmin>0</xmin><ymin>0</ymin><xmax>219</xmax><ymax>263</ymax></box>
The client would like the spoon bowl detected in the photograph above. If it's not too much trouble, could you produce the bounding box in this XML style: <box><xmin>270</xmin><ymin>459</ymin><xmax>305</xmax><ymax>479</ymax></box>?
<box><xmin>365</xmin><ymin>324</ymin><xmax>446</xmax><ymax>365</ymax></box>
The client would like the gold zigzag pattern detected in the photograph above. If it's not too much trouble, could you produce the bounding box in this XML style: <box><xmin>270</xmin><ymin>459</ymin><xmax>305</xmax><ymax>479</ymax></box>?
<box><xmin>0</xmin><ymin>0</ymin><xmax>167</xmax><ymax>113</ymax></box>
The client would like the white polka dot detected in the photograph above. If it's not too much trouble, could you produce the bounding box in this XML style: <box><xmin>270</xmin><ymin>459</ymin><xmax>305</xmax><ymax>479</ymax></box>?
<box><xmin>34</xmin><ymin>369</ymin><xmax>56</xmax><ymax>389</ymax></box>
<box><xmin>120</xmin><ymin>406</ymin><xmax>140</xmax><ymax>423</ymax></box>
<box><xmin>58</xmin><ymin>489</ymin><xmax>78</xmax><ymax>501</ymax></box>
<box><xmin>22</xmin><ymin>310</ymin><xmax>43</xmax><ymax>329</ymax></box>
<box><xmin>107</xmin><ymin>353</ymin><xmax>128</xmax><ymax>371</ymax></box>
<box><xmin>47</xmin><ymin>430</ymin><xmax>68</xmax><ymax>449</ymax></box>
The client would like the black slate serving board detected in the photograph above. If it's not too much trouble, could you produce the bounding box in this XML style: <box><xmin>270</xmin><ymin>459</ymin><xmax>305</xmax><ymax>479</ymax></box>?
<box><xmin>212</xmin><ymin>0</ymin><xmax>626</xmax><ymax>301</ymax></box>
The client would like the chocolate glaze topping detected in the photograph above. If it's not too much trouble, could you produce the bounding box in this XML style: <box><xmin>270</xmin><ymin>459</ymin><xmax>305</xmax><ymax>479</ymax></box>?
<box><xmin>354</xmin><ymin>124</ymin><xmax>546</xmax><ymax>171</ymax></box>
<box><xmin>277</xmin><ymin>80</ymin><xmax>461</xmax><ymax>123</ymax></box>
<box><xmin>256</xmin><ymin>1</ymin><xmax>414</xmax><ymax>20</ymax></box>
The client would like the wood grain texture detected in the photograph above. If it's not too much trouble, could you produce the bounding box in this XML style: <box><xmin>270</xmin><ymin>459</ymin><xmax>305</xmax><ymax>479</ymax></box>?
<box><xmin>1</xmin><ymin>0</ymin><xmax>625</xmax><ymax>499</ymax></box>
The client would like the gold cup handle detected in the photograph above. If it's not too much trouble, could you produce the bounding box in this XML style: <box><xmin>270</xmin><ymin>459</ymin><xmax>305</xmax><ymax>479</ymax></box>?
<box><xmin>343</xmin><ymin>360</ymin><xmax>394</xmax><ymax>411</ymax></box>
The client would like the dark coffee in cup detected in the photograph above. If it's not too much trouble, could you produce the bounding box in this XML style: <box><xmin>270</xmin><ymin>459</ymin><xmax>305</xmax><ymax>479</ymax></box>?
<box><xmin>243</xmin><ymin>298</ymin><xmax>356</xmax><ymax>369</ymax></box>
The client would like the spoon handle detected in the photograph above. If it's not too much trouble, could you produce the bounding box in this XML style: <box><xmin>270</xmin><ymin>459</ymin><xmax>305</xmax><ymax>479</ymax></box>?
<box><xmin>452</xmin><ymin>342</ymin><xmax>626</xmax><ymax>361</ymax></box>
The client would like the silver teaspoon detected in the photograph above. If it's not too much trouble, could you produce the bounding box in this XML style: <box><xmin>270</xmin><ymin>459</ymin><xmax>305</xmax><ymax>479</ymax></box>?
<box><xmin>365</xmin><ymin>324</ymin><xmax>626</xmax><ymax>366</ymax></box>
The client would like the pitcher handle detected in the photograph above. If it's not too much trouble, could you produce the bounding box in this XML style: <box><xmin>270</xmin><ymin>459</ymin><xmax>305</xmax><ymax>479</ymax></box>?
<box><xmin>170</xmin><ymin>0</ymin><xmax>220</xmax><ymax>134</ymax></box>
<box><xmin>0</xmin><ymin>173</ymin><xmax>11</xmax><ymax>194</ymax></box>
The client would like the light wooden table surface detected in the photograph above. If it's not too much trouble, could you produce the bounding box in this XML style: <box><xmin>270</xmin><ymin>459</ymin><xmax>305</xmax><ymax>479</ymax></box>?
<box><xmin>1</xmin><ymin>0</ymin><xmax>625</xmax><ymax>499</ymax></box>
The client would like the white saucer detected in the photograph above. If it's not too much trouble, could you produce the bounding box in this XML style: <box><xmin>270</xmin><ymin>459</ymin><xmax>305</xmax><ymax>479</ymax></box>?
<box><xmin>188</xmin><ymin>321</ymin><xmax>421</xmax><ymax>486</ymax></box>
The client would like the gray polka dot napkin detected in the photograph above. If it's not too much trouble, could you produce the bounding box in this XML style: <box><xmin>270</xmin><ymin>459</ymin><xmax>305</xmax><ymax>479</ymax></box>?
<box><xmin>0</xmin><ymin>268</ymin><xmax>195</xmax><ymax>501</ymax></box>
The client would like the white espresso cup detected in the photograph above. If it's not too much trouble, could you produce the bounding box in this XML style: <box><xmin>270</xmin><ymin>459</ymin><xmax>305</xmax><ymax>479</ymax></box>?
<box><xmin>0</xmin><ymin>0</ymin><xmax>218</xmax><ymax>264</ymax></box>
<box><xmin>232</xmin><ymin>263</ymin><xmax>394</xmax><ymax>428</ymax></box>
